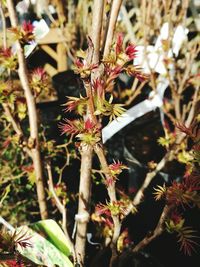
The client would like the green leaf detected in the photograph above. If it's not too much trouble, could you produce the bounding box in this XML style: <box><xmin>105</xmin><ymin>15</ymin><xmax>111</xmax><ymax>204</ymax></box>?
<box><xmin>177</xmin><ymin>151</ymin><xmax>193</xmax><ymax>164</ymax></box>
<box><xmin>17</xmin><ymin>220</ymin><xmax>73</xmax><ymax>267</ymax></box>
<box><xmin>94</xmin><ymin>97</ymin><xmax>125</xmax><ymax>121</ymax></box>
<box><xmin>76</xmin><ymin>49</ymin><xmax>86</xmax><ymax>58</ymax></box>
<box><xmin>27</xmin><ymin>171</ymin><xmax>36</xmax><ymax>185</ymax></box>
<box><xmin>77</xmin><ymin>132</ymin><xmax>101</xmax><ymax>145</ymax></box>
<box><xmin>158</xmin><ymin>136</ymin><xmax>170</xmax><ymax>147</ymax></box>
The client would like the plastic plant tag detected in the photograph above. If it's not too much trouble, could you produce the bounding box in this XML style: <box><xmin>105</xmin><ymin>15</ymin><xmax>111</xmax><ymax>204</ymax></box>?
<box><xmin>33</xmin><ymin>19</ymin><xmax>50</xmax><ymax>41</ymax></box>
<box><xmin>24</xmin><ymin>41</ymin><xmax>37</xmax><ymax>58</ymax></box>
<box><xmin>16</xmin><ymin>219</ymin><xmax>73</xmax><ymax>267</ymax></box>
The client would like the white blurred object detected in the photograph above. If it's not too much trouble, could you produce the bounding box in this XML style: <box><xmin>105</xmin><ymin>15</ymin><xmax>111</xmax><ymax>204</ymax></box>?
<box><xmin>172</xmin><ymin>25</ymin><xmax>189</xmax><ymax>56</ymax></box>
<box><xmin>194</xmin><ymin>0</ymin><xmax>200</xmax><ymax>6</ymax></box>
<box><xmin>48</xmin><ymin>5</ymin><xmax>56</xmax><ymax>14</ymax></box>
<box><xmin>33</xmin><ymin>19</ymin><xmax>50</xmax><ymax>40</ymax></box>
<box><xmin>11</xmin><ymin>16</ymin><xmax>49</xmax><ymax>57</ymax></box>
<box><xmin>134</xmin><ymin>23</ymin><xmax>188</xmax><ymax>75</ymax></box>
<box><xmin>135</xmin><ymin>46</ymin><xmax>167</xmax><ymax>75</ymax></box>
<box><xmin>16</xmin><ymin>0</ymin><xmax>30</xmax><ymax>14</ymax></box>
<box><xmin>16</xmin><ymin>0</ymin><xmax>38</xmax><ymax>14</ymax></box>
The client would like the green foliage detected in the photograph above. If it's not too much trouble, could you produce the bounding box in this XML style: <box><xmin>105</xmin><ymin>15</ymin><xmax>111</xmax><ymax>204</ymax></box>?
<box><xmin>157</xmin><ymin>133</ymin><xmax>175</xmax><ymax>149</ymax></box>
<box><xmin>0</xmin><ymin>81</ymin><xmax>16</xmax><ymax>105</ymax></box>
<box><xmin>177</xmin><ymin>150</ymin><xmax>193</xmax><ymax>164</ymax></box>
<box><xmin>0</xmin><ymin>48</ymin><xmax>17</xmax><ymax>71</ymax></box>
<box><xmin>166</xmin><ymin>217</ymin><xmax>185</xmax><ymax>233</ymax></box>
<box><xmin>94</xmin><ymin>95</ymin><xmax>126</xmax><ymax>121</ymax></box>
<box><xmin>0</xmin><ymin>121</ymin><xmax>36</xmax><ymax>224</ymax></box>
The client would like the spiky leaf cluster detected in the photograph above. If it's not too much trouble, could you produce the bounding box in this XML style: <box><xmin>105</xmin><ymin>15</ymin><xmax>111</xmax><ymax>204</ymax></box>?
<box><xmin>166</xmin><ymin>213</ymin><xmax>199</xmax><ymax>256</ymax></box>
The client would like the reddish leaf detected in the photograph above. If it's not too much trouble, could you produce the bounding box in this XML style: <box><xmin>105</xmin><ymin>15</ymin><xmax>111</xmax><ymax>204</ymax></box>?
<box><xmin>125</xmin><ymin>44</ymin><xmax>137</xmax><ymax>60</ymax></box>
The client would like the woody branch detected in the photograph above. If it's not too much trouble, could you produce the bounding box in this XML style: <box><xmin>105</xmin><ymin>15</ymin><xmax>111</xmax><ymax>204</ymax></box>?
<box><xmin>6</xmin><ymin>0</ymin><xmax>48</xmax><ymax>219</ymax></box>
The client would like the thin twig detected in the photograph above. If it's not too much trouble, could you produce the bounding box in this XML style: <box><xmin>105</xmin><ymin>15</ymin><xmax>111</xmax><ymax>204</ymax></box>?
<box><xmin>132</xmin><ymin>153</ymin><xmax>171</xmax><ymax>206</ymax></box>
<box><xmin>47</xmin><ymin>163</ymin><xmax>63</xmax><ymax>214</ymax></box>
<box><xmin>0</xmin><ymin>4</ymin><xmax>32</xmax><ymax>157</ymax></box>
<box><xmin>2</xmin><ymin>103</ymin><xmax>22</xmax><ymax>137</ymax></box>
<box><xmin>94</xmin><ymin>145</ymin><xmax>121</xmax><ymax>267</ymax></box>
<box><xmin>46</xmin><ymin>162</ymin><xmax>75</xmax><ymax>259</ymax></box>
<box><xmin>0</xmin><ymin>2</ymin><xmax>7</xmax><ymax>49</ymax></box>
<box><xmin>176</xmin><ymin>86</ymin><xmax>199</xmax><ymax>144</ymax></box>
<box><xmin>127</xmin><ymin>130</ymin><xmax>187</xmax><ymax>213</ymax></box>
<box><xmin>132</xmin><ymin>205</ymin><xmax>173</xmax><ymax>252</ymax></box>
<box><xmin>74</xmin><ymin>3</ymin><xmax>105</xmax><ymax>264</ymax></box>
<box><xmin>91</xmin><ymin>0</ymin><xmax>104</xmax><ymax>64</ymax></box>
<box><xmin>121</xmin><ymin>5</ymin><xmax>135</xmax><ymax>43</ymax></box>
<box><xmin>75</xmin><ymin>144</ymin><xmax>93</xmax><ymax>266</ymax></box>
<box><xmin>125</xmin><ymin>81</ymin><xmax>147</xmax><ymax>106</ymax></box>
<box><xmin>2</xmin><ymin>103</ymin><xmax>32</xmax><ymax>157</ymax></box>
<box><xmin>185</xmin><ymin>86</ymin><xmax>199</xmax><ymax>127</ymax></box>
<box><xmin>103</xmin><ymin>0</ymin><xmax>123</xmax><ymax>58</ymax></box>
<box><xmin>6</xmin><ymin>0</ymin><xmax>48</xmax><ymax>219</ymax></box>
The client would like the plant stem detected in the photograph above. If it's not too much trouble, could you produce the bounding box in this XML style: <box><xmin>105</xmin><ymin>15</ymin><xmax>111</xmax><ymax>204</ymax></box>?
<box><xmin>75</xmin><ymin>144</ymin><xmax>93</xmax><ymax>266</ymax></box>
<box><xmin>103</xmin><ymin>0</ymin><xmax>123</xmax><ymax>58</ymax></box>
<box><xmin>6</xmin><ymin>0</ymin><xmax>48</xmax><ymax>219</ymax></box>
<box><xmin>93</xmin><ymin>2</ymin><xmax>123</xmax><ymax>264</ymax></box>
<box><xmin>132</xmin><ymin>205</ymin><xmax>172</xmax><ymax>252</ymax></box>
<box><xmin>126</xmin><ymin>126</ymin><xmax>189</xmax><ymax>215</ymax></box>
<box><xmin>0</xmin><ymin>4</ymin><xmax>32</xmax><ymax>157</ymax></box>
<box><xmin>94</xmin><ymin>145</ymin><xmax>121</xmax><ymax>267</ymax></box>
<box><xmin>2</xmin><ymin>103</ymin><xmax>23</xmax><ymax>137</ymax></box>
<box><xmin>121</xmin><ymin>4</ymin><xmax>135</xmax><ymax>43</ymax></box>
<box><xmin>0</xmin><ymin>2</ymin><xmax>7</xmax><ymax>49</ymax></box>
<box><xmin>185</xmin><ymin>86</ymin><xmax>199</xmax><ymax>127</ymax></box>
<box><xmin>2</xmin><ymin>103</ymin><xmax>32</xmax><ymax>157</ymax></box>
<box><xmin>123</xmin><ymin>151</ymin><xmax>171</xmax><ymax>219</ymax></box>
<box><xmin>74</xmin><ymin>2</ymin><xmax>104</xmax><ymax>265</ymax></box>
<box><xmin>47</xmin><ymin>163</ymin><xmax>75</xmax><ymax>260</ymax></box>
<box><xmin>91</xmin><ymin>0</ymin><xmax>104</xmax><ymax>64</ymax></box>
<box><xmin>132</xmin><ymin>152</ymin><xmax>171</xmax><ymax>206</ymax></box>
